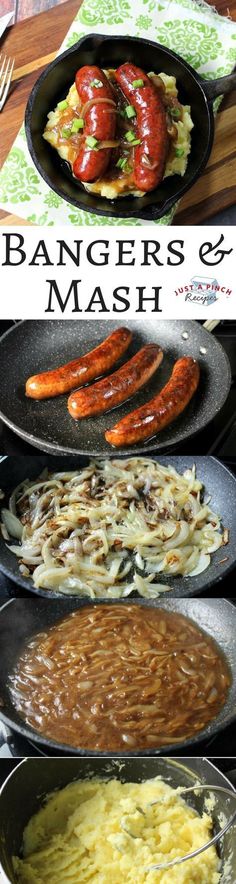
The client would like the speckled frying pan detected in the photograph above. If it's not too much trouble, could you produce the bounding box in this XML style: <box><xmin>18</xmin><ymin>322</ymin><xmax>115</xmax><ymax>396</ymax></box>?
<box><xmin>0</xmin><ymin>455</ymin><xmax>235</xmax><ymax>596</ymax></box>
<box><xmin>0</xmin><ymin>319</ymin><xmax>231</xmax><ymax>456</ymax></box>
<box><xmin>0</xmin><ymin>598</ymin><xmax>235</xmax><ymax>759</ymax></box>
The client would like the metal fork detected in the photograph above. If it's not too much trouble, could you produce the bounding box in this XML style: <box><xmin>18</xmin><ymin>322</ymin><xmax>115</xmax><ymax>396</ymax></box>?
<box><xmin>0</xmin><ymin>54</ymin><xmax>15</xmax><ymax>111</ymax></box>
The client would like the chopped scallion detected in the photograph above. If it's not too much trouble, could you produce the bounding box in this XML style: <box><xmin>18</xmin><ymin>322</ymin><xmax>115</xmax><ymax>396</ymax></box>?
<box><xmin>170</xmin><ymin>107</ymin><xmax>181</xmax><ymax>119</ymax></box>
<box><xmin>85</xmin><ymin>135</ymin><xmax>99</xmax><ymax>148</ymax></box>
<box><xmin>61</xmin><ymin>127</ymin><xmax>71</xmax><ymax>138</ymax></box>
<box><xmin>175</xmin><ymin>147</ymin><xmax>185</xmax><ymax>157</ymax></box>
<box><xmin>57</xmin><ymin>100</ymin><xmax>68</xmax><ymax>110</ymax></box>
<box><xmin>90</xmin><ymin>78</ymin><xmax>103</xmax><ymax>88</ymax></box>
<box><xmin>130</xmin><ymin>138</ymin><xmax>141</xmax><ymax>146</ymax></box>
<box><xmin>71</xmin><ymin>118</ymin><xmax>84</xmax><ymax>133</ymax></box>
<box><xmin>116</xmin><ymin>157</ymin><xmax>127</xmax><ymax>169</ymax></box>
<box><xmin>132</xmin><ymin>78</ymin><xmax>144</xmax><ymax>87</ymax></box>
<box><xmin>125</xmin><ymin>105</ymin><xmax>136</xmax><ymax>119</ymax></box>
<box><xmin>125</xmin><ymin>130</ymin><xmax>136</xmax><ymax>142</ymax></box>
<box><xmin>116</xmin><ymin>157</ymin><xmax>133</xmax><ymax>172</ymax></box>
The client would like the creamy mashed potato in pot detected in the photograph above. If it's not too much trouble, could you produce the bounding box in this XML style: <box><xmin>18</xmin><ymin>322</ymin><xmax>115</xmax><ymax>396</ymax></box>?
<box><xmin>13</xmin><ymin>775</ymin><xmax>220</xmax><ymax>883</ymax></box>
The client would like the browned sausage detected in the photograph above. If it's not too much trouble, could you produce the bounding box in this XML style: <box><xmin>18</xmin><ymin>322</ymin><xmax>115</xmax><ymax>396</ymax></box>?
<box><xmin>25</xmin><ymin>328</ymin><xmax>132</xmax><ymax>400</ymax></box>
<box><xmin>68</xmin><ymin>344</ymin><xmax>163</xmax><ymax>418</ymax></box>
<box><xmin>105</xmin><ymin>357</ymin><xmax>200</xmax><ymax>447</ymax></box>
<box><xmin>114</xmin><ymin>62</ymin><xmax>168</xmax><ymax>192</ymax></box>
<box><xmin>73</xmin><ymin>66</ymin><xmax>117</xmax><ymax>183</ymax></box>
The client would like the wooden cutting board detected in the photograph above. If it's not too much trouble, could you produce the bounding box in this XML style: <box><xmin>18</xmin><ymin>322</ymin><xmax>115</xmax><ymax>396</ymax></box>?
<box><xmin>0</xmin><ymin>0</ymin><xmax>235</xmax><ymax>226</ymax></box>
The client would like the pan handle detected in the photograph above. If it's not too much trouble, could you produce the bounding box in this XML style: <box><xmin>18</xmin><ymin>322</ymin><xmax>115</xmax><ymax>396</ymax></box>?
<box><xmin>202</xmin><ymin>70</ymin><xmax>236</xmax><ymax>102</ymax></box>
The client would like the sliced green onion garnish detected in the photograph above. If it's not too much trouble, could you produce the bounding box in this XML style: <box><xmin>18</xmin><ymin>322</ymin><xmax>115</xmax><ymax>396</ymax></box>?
<box><xmin>71</xmin><ymin>118</ymin><xmax>84</xmax><ymax>132</ymax></box>
<box><xmin>170</xmin><ymin>107</ymin><xmax>181</xmax><ymax>119</ymax></box>
<box><xmin>85</xmin><ymin>135</ymin><xmax>99</xmax><ymax>148</ymax></box>
<box><xmin>116</xmin><ymin>157</ymin><xmax>127</xmax><ymax>169</ymax></box>
<box><xmin>90</xmin><ymin>78</ymin><xmax>103</xmax><ymax>88</ymax></box>
<box><xmin>125</xmin><ymin>105</ymin><xmax>136</xmax><ymax>119</ymax></box>
<box><xmin>61</xmin><ymin>127</ymin><xmax>71</xmax><ymax>138</ymax></box>
<box><xmin>116</xmin><ymin>157</ymin><xmax>133</xmax><ymax>172</ymax></box>
<box><xmin>130</xmin><ymin>139</ymin><xmax>141</xmax><ymax>146</ymax></box>
<box><xmin>57</xmin><ymin>100</ymin><xmax>68</xmax><ymax>110</ymax></box>
<box><xmin>175</xmin><ymin>147</ymin><xmax>185</xmax><ymax>157</ymax></box>
<box><xmin>125</xmin><ymin>130</ymin><xmax>136</xmax><ymax>142</ymax></box>
<box><xmin>132</xmin><ymin>78</ymin><xmax>144</xmax><ymax>87</ymax></box>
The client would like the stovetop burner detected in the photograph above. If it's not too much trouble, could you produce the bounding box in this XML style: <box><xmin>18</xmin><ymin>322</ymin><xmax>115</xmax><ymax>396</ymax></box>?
<box><xmin>0</xmin><ymin>321</ymin><xmax>236</xmax><ymax>456</ymax></box>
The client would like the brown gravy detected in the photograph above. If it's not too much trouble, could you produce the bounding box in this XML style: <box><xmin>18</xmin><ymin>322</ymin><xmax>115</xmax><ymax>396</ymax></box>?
<box><xmin>10</xmin><ymin>605</ymin><xmax>231</xmax><ymax>750</ymax></box>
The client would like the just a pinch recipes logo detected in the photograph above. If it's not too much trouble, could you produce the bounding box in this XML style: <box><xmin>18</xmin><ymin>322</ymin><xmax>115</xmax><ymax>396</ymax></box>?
<box><xmin>175</xmin><ymin>276</ymin><xmax>232</xmax><ymax>306</ymax></box>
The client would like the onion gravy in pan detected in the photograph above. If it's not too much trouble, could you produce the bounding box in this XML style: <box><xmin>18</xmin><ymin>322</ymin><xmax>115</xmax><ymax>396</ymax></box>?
<box><xmin>10</xmin><ymin>605</ymin><xmax>230</xmax><ymax>750</ymax></box>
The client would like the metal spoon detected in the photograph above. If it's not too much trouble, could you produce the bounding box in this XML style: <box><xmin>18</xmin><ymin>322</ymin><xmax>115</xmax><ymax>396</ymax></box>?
<box><xmin>123</xmin><ymin>784</ymin><xmax>236</xmax><ymax>872</ymax></box>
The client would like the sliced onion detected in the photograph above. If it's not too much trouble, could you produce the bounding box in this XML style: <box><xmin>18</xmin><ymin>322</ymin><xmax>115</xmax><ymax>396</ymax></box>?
<box><xmin>81</xmin><ymin>97</ymin><xmax>116</xmax><ymax>118</ymax></box>
<box><xmin>163</xmin><ymin>521</ymin><xmax>190</xmax><ymax>550</ymax></box>
<box><xmin>1</xmin><ymin>509</ymin><xmax>23</xmax><ymax>540</ymax></box>
<box><xmin>205</xmin><ymin>534</ymin><xmax>223</xmax><ymax>553</ymax></box>
<box><xmin>187</xmin><ymin>552</ymin><xmax>211</xmax><ymax>577</ymax></box>
<box><xmin>141</xmin><ymin>154</ymin><xmax>159</xmax><ymax>170</ymax></box>
<box><xmin>98</xmin><ymin>140</ymin><xmax>120</xmax><ymax>149</ymax></box>
<box><xmin>167</xmin><ymin>121</ymin><xmax>178</xmax><ymax>140</ymax></box>
<box><xmin>148</xmin><ymin>73</ymin><xmax>165</xmax><ymax>92</ymax></box>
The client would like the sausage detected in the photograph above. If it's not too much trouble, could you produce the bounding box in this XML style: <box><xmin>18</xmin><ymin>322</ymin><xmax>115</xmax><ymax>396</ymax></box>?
<box><xmin>73</xmin><ymin>66</ymin><xmax>116</xmax><ymax>182</ymax></box>
<box><xmin>105</xmin><ymin>357</ymin><xmax>200</xmax><ymax>447</ymax></box>
<box><xmin>115</xmin><ymin>62</ymin><xmax>168</xmax><ymax>192</ymax></box>
<box><xmin>68</xmin><ymin>344</ymin><xmax>163</xmax><ymax>419</ymax></box>
<box><xmin>25</xmin><ymin>328</ymin><xmax>132</xmax><ymax>400</ymax></box>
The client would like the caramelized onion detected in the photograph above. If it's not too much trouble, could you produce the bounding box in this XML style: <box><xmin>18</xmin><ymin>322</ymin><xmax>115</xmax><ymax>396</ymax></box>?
<box><xmin>166</xmin><ymin>113</ymin><xmax>178</xmax><ymax>140</ymax></box>
<box><xmin>81</xmin><ymin>97</ymin><xmax>116</xmax><ymax>118</ymax></box>
<box><xmin>149</xmin><ymin>73</ymin><xmax>166</xmax><ymax>92</ymax></box>
<box><xmin>98</xmin><ymin>140</ymin><xmax>120</xmax><ymax>149</ymax></box>
<box><xmin>141</xmin><ymin>154</ymin><xmax>159</xmax><ymax>170</ymax></box>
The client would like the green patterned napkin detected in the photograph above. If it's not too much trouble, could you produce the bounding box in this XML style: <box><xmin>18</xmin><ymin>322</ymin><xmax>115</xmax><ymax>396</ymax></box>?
<box><xmin>0</xmin><ymin>0</ymin><xmax>235</xmax><ymax>225</ymax></box>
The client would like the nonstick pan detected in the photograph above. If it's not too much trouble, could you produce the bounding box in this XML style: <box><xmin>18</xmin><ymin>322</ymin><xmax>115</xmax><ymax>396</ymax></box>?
<box><xmin>0</xmin><ymin>320</ymin><xmax>231</xmax><ymax>456</ymax></box>
<box><xmin>25</xmin><ymin>33</ymin><xmax>236</xmax><ymax>220</ymax></box>
<box><xmin>0</xmin><ymin>597</ymin><xmax>235</xmax><ymax>758</ymax></box>
<box><xmin>1</xmin><ymin>757</ymin><xmax>235</xmax><ymax>884</ymax></box>
<box><xmin>0</xmin><ymin>455</ymin><xmax>235</xmax><ymax>596</ymax></box>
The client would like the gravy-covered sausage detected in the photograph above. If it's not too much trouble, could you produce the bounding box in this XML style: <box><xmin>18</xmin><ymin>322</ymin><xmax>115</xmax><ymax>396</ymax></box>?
<box><xmin>105</xmin><ymin>357</ymin><xmax>200</xmax><ymax>447</ymax></box>
<box><xmin>26</xmin><ymin>328</ymin><xmax>132</xmax><ymax>400</ymax></box>
<box><xmin>68</xmin><ymin>344</ymin><xmax>163</xmax><ymax>418</ymax></box>
<box><xmin>73</xmin><ymin>66</ymin><xmax>116</xmax><ymax>182</ymax></box>
<box><xmin>115</xmin><ymin>62</ymin><xmax>168</xmax><ymax>191</ymax></box>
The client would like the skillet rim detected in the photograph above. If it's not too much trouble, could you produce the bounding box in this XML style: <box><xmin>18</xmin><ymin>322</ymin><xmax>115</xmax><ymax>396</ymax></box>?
<box><xmin>25</xmin><ymin>32</ymin><xmax>214</xmax><ymax>220</ymax></box>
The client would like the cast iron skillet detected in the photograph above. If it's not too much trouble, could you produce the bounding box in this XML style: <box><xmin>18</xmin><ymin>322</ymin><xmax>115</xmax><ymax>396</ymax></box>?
<box><xmin>0</xmin><ymin>598</ymin><xmax>235</xmax><ymax>758</ymax></box>
<box><xmin>0</xmin><ymin>757</ymin><xmax>235</xmax><ymax>883</ymax></box>
<box><xmin>0</xmin><ymin>455</ymin><xmax>235</xmax><ymax>596</ymax></box>
<box><xmin>25</xmin><ymin>34</ymin><xmax>236</xmax><ymax>220</ymax></box>
<box><xmin>0</xmin><ymin>320</ymin><xmax>231</xmax><ymax>455</ymax></box>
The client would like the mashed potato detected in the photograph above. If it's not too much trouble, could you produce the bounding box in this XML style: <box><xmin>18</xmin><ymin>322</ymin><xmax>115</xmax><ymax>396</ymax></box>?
<box><xmin>13</xmin><ymin>776</ymin><xmax>220</xmax><ymax>883</ymax></box>
<box><xmin>43</xmin><ymin>72</ymin><xmax>193</xmax><ymax>199</ymax></box>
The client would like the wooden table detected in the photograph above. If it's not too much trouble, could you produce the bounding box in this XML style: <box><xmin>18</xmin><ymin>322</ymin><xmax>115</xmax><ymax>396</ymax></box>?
<box><xmin>0</xmin><ymin>0</ymin><xmax>235</xmax><ymax>225</ymax></box>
